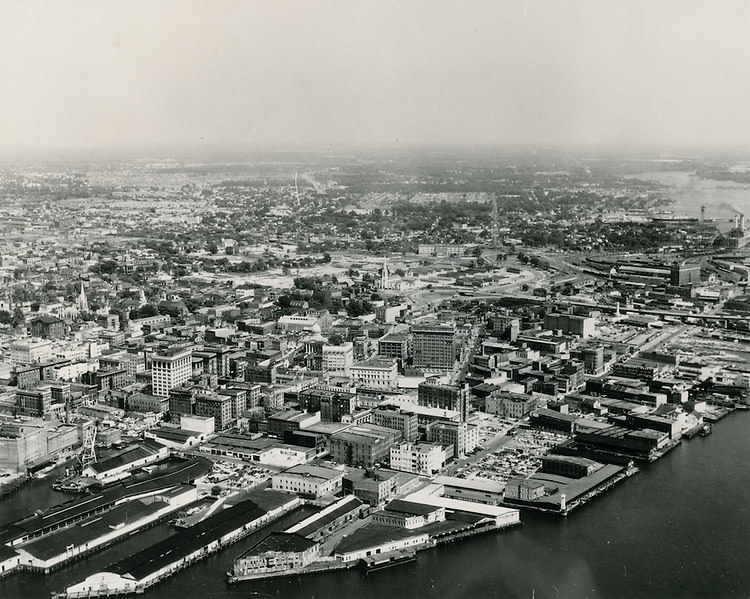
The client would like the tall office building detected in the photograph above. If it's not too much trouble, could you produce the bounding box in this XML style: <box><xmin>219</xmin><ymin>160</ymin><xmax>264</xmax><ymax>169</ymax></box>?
<box><xmin>418</xmin><ymin>379</ymin><xmax>469</xmax><ymax>422</ymax></box>
<box><xmin>411</xmin><ymin>322</ymin><xmax>457</xmax><ymax>371</ymax></box>
<box><xmin>151</xmin><ymin>347</ymin><xmax>192</xmax><ymax>397</ymax></box>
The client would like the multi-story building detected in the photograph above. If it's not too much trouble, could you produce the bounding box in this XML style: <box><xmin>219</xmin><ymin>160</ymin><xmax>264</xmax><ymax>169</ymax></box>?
<box><xmin>544</xmin><ymin>313</ymin><xmax>595</xmax><ymax>338</ymax></box>
<box><xmin>30</xmin><ymin>315</ymin><xmax>65</xmax><ymax>340</ymax></box>
<box><xmin>412</xmin><ymin>322</ymin><xmax>458</xmax><ymax>371</ymax></box>
<box><xmin>217</xmin><ymin>387</ymin><xmax>247</xmax><ymax>420</ymax></box>
<box><xmin>0</xmin><ymin>417</ymin><xmax>80</xmax><ymax>473</ymax></box>
<box><xmin>417</xmin><ymin>379</ymin><xmax>469</xmax><ymax>421</ymax></box>
<box><xmin>14</xmin><ymin>365</ymin><xmax>41</xmax><ymax>390</ymax></box>
<box><xmin>611</xmin><ymin>360</ymin><xmax>660</xmax><ymax>382</ymax></box>
<box><xmin>151</xmin><ymin>347</ymin><xmax>192</xmax><ymax>397</ymax></box>
<box><xmin>299</xmin><ymin>386</ymin><xmax>355</xmax><ymax>413</ymax></box>
<box><xmin>426</xmin><ymin>421</ymin><xmax>477</xmax><ymax>459</ymax></box>
<box><xmin>343</xmin><ymin>468</ymin><xmax>402</xmax><ymax>505</ymax></box>
<box><xmin>389</xmin><ymin>442</ymin><xmax>448</xmax><ymax>475</ymax></box>
<box><xmin>582</xmin><ymin>346</ymin><xmax>605</xmax><ymax>375</ymax></box>
<box><xmin>487</xmin><ymin>313</ymin><xmax>520</xmax><ymax>342</ymax></box>
<box><xmin>350</xmin><ymin>357</ymin><xmax>398</xmax><ymax>390</ymax></box>
<box><xmin>485</xmin><ymin>391</ymin><xmax>537</xmax><ymax>419</ymax></box>
<box><xmin>377</xmin><ymin>332</ymin><xmax>411</xmax><ymax>364</ymax></box>
<box><xmin>670</xmin><ymin>261</ymin><xmax>702</xmax><ymax>286</ymax></box>
<box><xmin>126</xmin><ymin>392</ymin><xmax>169</xmax><ymax>414</ymax></box>
<box><xmin>320</xmin><ymin>392</ymin><xmax>356</xmax><ymax>423</ymax></box>
<box><xmin>10</xmin><ymin>340</ymin><xmax>53</xmax><ymax>365</ymax></box>
<box><xmin>16</xmin><ymin>387</ymin><xmax>53</xmax><ymax>417</ymax></box>
<box><xmin>322</xmin><ymin>342</ymin><xmax>354</xmax><ymax>377</ymax></box>
<box><xmin>371</xmin><ymin>405</ymin><xmax>419</xmax><ymax>442</ymax></box>
<box><xmin>99</xmin><ymin>351</ymin><xmax>145</xmax><ymax>382</ymax></box>
<box><xmin>93</xmin><ymin>369</ymin><xmax>128</xmax><ymax>392</ymax></box>
<box><xmin>231</xmin><ymin>533</ymin><xmax>319</xmax><ymax>579</ymax></box>
<box><xmin>195</xmin><ymin>393</ymin><xmax>234</xmax><ymax>431</ymax></box>
<box><xmin>168</xmin><ymin>385</ymin><xmax>196</xmax><ymax>420</ymax></box>
<box><xmin>418</xmin><ymin>243</ymin><xmax>468</xmax><ymax>257</ymax></box>
<box><xmin>329</xmin><ymin>423</ymin><xmax>401</xmax><ymax>468</ymax></box>
<box><xmin>271</xmin><ymin>464</ymin><xmax>344</xmax><ymax>498</ymax></box>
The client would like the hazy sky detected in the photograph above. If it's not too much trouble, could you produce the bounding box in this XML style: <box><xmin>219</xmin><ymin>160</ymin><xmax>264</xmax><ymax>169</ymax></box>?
<box><xmin>2</xmin><ymin>0</ymin><xmax>750</xmax><ymax>152</ymax></box>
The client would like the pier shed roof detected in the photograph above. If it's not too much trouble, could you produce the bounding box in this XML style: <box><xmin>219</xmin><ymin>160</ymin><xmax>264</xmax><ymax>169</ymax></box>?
<box><xmin>111</xmin><ymin>499</ymin><xmax>266</xmax><ymax>581</ymax></box>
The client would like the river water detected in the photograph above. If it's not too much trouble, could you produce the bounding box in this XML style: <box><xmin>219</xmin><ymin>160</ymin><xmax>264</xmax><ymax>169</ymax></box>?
<box><xmin>633</xmin><ymin>171</ymin><xmax>750</xmax><ymax>220</ymax></box>
<box><xmin>1</xmin><ymin>412</ymin><xmax>748</xmax><ymax>599</ymax></box>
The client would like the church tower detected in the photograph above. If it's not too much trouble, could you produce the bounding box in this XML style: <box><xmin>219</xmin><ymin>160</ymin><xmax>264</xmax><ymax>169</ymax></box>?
<box><xmin>381</xmin><ymin>257</ymin><xmax>389</xmax><ymax>289</ymax></box>
<box><xmin>77</xmin><ymin>282</ymin><xmax>89</xmax><ymax>313</ymax></box>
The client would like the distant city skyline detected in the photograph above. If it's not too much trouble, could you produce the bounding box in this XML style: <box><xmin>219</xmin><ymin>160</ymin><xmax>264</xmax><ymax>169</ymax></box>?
<box><xmin>3</xmin><ymin>0</ymin><xmax>750</xmax><ymax>152</ymax></box>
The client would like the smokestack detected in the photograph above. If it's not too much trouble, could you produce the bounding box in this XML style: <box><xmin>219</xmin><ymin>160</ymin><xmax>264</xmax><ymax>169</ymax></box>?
<box><xmin>700</xmin><ymin>205</ymin><xmax>706</xmax><ymax>224</ymax></box>
<box><xmin>741</xmin><ymin>213</ymin><xmax>746</xmax><ymax>232</ymax></box>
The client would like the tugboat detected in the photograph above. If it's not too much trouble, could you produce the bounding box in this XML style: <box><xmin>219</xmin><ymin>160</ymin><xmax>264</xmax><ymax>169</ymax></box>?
<box><xmin>698</xmin><ymin>423</ymin><xmax>712</xmax><ymax>437</ymax></box>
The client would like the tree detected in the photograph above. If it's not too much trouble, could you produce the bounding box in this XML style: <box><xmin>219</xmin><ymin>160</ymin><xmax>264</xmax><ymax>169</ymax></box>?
<box><xmin>0</xmin><ymin>310</ymin><xmax>12</xmax><ymax>325</ymax></box>
<box><xmin>328</xmin><ymin>333</ymin><xmax>345</xmax><ymax>346</ymax></box>
<box><xmin>11</xmin><ymin>307</ymin><xmax>25</xmax><ymax>327</ymax></box>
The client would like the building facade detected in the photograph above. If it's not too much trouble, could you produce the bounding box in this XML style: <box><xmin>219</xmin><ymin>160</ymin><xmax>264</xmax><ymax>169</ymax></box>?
<box><xmin>151</xmin><ymin>348</ymin><xmax>192</xmax><ymax>397</ymax></box>
<box><xmin>411</xmin><ymin>323</ymin><xmax>457</xmax><ymax>371</ymax></box>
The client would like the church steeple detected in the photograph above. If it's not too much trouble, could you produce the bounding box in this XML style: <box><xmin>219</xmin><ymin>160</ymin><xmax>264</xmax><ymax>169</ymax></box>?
<box><xmin>381</xmin><ymin>257</ymin><xmax>389</xmax><ymax>289</ymax></box>
<box><xmin>77</xmin><ymin>282</ymin><xmax>89</xmax><ymax>312</ymax></box>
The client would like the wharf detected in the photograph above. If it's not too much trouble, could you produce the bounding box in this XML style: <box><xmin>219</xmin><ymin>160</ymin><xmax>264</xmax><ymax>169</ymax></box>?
<box><xmin>361</xmin><ymin>549</ymin><xmax>417</xmax><ymax>573</ymax></box>
<box><xmin>503</xmin><ymin>463</ymin><xmax>630</xmax><ymax>516</ymax></box>
<box><xmin>0</xmin><ymin>475</ymin><xmax>29</xmax><ymax>500</ymax></box>
<box><xmin>228</xmin><ymin>558</ymin><xmax>353</xmax><ymax>583</ymax></box>
<box><xmin>54</xmin><ymin>492</ymin><xmax>305</xmax><ymax>599</ymax></box>
<box><xmin>229</xmin><ymin>510</ymin><xmax>518</xmax><ymax>584</ymax></box>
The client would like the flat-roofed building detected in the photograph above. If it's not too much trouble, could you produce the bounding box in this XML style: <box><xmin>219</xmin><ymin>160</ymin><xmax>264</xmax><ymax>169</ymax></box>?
<box><xmin>299</xmin><ymin>387</ymin><xmax>356</xmax><ymax>422</ymax></box>
<box><xmin>418</xmin><ymin>379</ymin><xmax>469</xmax><ymax>421</ymax></box>
<box><xmin>544</xmin><ymin>313</ymin><xmax>595</xmax><ymax>338</ymax></box>
<box><xmin>267</xmin><ymin>410</ymin><xmax>321</xmax><ymax>437</ymax></box>
<box><xmin>127</xmin><ymin>392</ymin><xmax>169</xmax><ymax>414</ymax></box>
<box><xmin>390</xmin><ymin>442</ymin><xmax>448</xmax><ymax>476</ymax></box>
<box><xmin>231</xmin><ymin>532</ymin><xmax>319</xmax><ymax>579</ymax></box>
<box><xmin>426</xmin><ymin>421</ymin><xmax>478</xmax><ymax>459</ymax></box>
<box><xmin>540</xmin><ymin>455</ymin><xmax>602</xmax><ymax>478</ymax></box>
<box><xmin>582</xmin><ymin>346</ymin><xmax>605</xmax><ymax>375</ymax></box>
<box><xmin>412</xmin><ymin>322</ymin><xmax>458</xmax><ymax>371</ymax></box>
<box><xmin>371</xmin><ymin>405</ymin><xmax>419</xmax><ymax>443</ymax></box>
<box><xmin>433</xmin><ymin>475</ymin><xmax>506</xmax><ymax>506</ymax></box>
<box><xmin>151</xmin><ymin>348</ymin><xmax>192</xmax><ymax>397</ymax></box>
<box><xmin>217</xmin><ymin>387</ymin><xmax>248</xmax><ymax>420</ymax></box>
<box><xmin>342</xmin><ymin>467</ymin><xmax>407</xmax><ymax>505</ymax></box>
<box><xmin>371</xmin><ymin>499</ymin><xmax>445</xmax><ymax>529</ymax></box>
<box><xmin>168</xmin><ymin>385</ymin><xmax>196</xmax><ymax>420</ymax></box>
<box><xmin>16</xmin><ymin>387</ymin><xmax>52</xmax><ymax>417</ymax></box>
<box><xmin>329</xmin><ymin>423</ymin><xmax>401</xmax><ymax>468</ymax></box>
<box><xmin>10</xmin><ymin>339</ymin><xmax>53</xmax><ymax>365</ymax></box>
<box><xmin>195</xmin><ymin>393</ymin><xmax>234</xmax><ymax>431</ymax></box>
<box><xmin>322</xmin><ymin>342</ymin><xmax>354</xmax><ymax>377</ymax></box>
<box><xmin>271</xmin><ymin>464</ymin><xmax>344</xmax><ymax>498</ymax></box>
<box><xmin>377</xmin><ymin>333</ymin><xmax>410</xmax><ymax>362</ymax></box>
<box><xmin>350</xmin><ymin>357</ymin><xmax>398</xmax><ymax>390</ymax></box>
<box><xmin>486</xmin><ymin>391</ymin><xmax>537</xmax><ymax>420</ymax></box>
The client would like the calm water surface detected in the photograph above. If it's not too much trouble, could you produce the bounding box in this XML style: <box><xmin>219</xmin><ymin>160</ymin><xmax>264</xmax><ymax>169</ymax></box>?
<box><xmin>634</xmin><ymin>170</ymin><xmax>750</xmax><ymax>220</ymax></box>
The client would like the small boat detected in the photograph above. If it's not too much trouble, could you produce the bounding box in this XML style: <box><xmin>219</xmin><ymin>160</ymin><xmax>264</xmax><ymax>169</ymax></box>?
<box><xmin>699</xmin><ymin>423</ymin><xmax>712</xmax><ymax>437</ymax></box>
